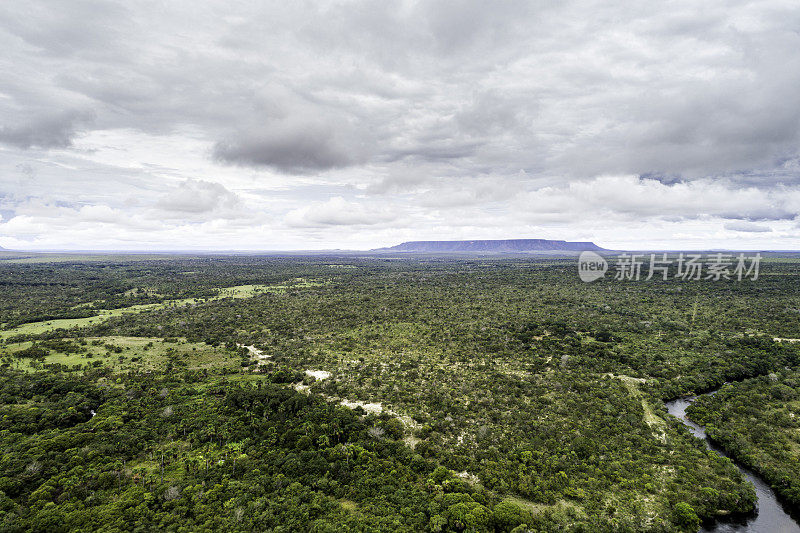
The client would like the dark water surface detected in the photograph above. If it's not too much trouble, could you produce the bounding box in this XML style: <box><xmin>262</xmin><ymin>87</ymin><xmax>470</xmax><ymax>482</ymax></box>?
<box><xmin>665</xmin><ymin>397</ymin><xmax>800</xmax><ymax>533</ymax></box>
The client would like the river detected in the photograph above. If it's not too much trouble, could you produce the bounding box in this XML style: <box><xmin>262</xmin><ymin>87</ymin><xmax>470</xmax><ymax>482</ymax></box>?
<box><xmin>665</xmin><ymin>396</ymin><xmax>800</xmax><ymax>532</ymax></box>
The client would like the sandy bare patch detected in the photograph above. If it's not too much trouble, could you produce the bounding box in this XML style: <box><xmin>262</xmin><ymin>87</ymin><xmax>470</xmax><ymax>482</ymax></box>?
<box><xmin>457</xmin><ymin>471</ymin><xmax>480</xmax><ymax>485</ymax></box>
<box><xmin>403</xmin><ymin>435</ymin><xmax>421</xmax><ymax>448</ymax></box>
<box><xmin>341</xmin><ymin>399</ymin><xmax>384</xmax><ymax>414</ymax></box>
<box><xmin>237</xmin><ymin>344</ymin><xmax>270</xmax><ymax>359</ymax></box>
<box><xmin>237</xmin><ymin>344</ymin><xmax>271</xmax><ymax>371</ymax></box>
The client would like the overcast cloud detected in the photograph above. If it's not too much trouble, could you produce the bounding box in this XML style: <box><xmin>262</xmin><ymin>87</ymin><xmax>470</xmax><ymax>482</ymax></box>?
<box><xmin>1</xmin><ymin>0</ymin><xmax>799</xmax><ymax>250</ymax></box>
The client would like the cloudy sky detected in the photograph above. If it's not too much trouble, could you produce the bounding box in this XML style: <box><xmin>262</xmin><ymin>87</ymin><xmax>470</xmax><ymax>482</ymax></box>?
<box><xmin>1</xmin><ymin>0</ymin><xmax>799</xmax><ymax>251</ymax></box>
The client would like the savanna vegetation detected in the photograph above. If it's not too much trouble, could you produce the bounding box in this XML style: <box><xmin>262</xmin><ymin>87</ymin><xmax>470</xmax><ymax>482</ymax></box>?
<box><xmin>1</xmin><ymin>254</ymin><xmax>798</xmax><ymax>531</ymax></box>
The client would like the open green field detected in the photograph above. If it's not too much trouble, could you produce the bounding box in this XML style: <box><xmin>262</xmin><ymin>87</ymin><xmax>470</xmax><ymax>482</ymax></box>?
<box><xmin>0</xmin><ymin>336</ymin><xmax>239</xmax><ymax>373</ymax></box>
<box><xmin>0</xmin><ymin>281</ymin><xmax>322</xmax><ymax>340</ymax></box>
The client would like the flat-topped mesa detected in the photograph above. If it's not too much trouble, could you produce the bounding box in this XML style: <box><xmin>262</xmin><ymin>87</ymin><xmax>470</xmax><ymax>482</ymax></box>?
<box><xmin>375</xmin><ymin>239</ymin><xmax>606</xmax><ymax>253</ymax></box>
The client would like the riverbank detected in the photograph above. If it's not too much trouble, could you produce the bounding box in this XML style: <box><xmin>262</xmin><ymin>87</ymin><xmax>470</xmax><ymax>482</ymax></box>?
<box><xmin>666</xmin><ymin>395</ymin><xmax>800</xmax><ymax>532</ymax></box>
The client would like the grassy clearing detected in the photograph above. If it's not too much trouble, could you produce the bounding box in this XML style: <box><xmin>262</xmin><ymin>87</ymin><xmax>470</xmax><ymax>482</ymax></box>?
<box><xmin>1</xmin><ymin>315</ymin><xmax>111</xmax><ymax>339</ymax></box>
<box><xmin>611</xmin><ymin>374</ymin><xmax>668</xmax><ymax>440</ymax></box>
<box><xmin>0</xmin><ymin>281</ymin><xmax>324</xmax><ymax>340</ymax></box>
<box><xmin>1</xmin><ymin>336</ymin><xmax>237</xmax><ymax>373</ymax></box>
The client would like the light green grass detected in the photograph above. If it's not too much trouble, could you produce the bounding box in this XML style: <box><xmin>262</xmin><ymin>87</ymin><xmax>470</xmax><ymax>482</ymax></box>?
<box><xmin>1</xmin><ymin>336</ymin><xmax>238</xmax><ymax>373</ymax></box>
<box><xmin>1</xmin><ymin>281</ymin><xmax>324</xmax><ymax>340</ymax></box>
<box><xmin>610</xmin><ymin>374</ymin><xmax>667</xmax><ymax>440</ymax></box>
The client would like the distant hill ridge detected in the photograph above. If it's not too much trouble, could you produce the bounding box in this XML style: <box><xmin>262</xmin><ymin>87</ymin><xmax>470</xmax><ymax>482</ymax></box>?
<box><xmin>376</xmin><ymin>239</ymin><xmax>605</xmax><ymax>253</ymax></box>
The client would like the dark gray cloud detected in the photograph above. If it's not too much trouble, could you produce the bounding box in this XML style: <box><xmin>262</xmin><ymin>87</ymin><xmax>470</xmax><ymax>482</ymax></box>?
<box><xmin>213</xmin><ymin>122</ymin><xmax>358</xmax><ymax>174</ymax></box>
<box><xmin>0</xmin><ymin>110</ymin><xmax>93</xmax><ymax>149</ymax></box>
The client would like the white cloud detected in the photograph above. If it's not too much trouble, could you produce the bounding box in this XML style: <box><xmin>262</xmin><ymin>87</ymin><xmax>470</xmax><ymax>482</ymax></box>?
<box><xmin>155</xmin><ymin>179</ymin><xmax>243</xmax><ymax>218</ymax></box>
<box><xmin>285</xmin><ymin>196</ymin><xmax>397</xmax><ymax>228</ymax></box>
<box><xmin>0</xmin><ymin>1</ymin><xmax>799</xmax><ymax>250</ymax></box>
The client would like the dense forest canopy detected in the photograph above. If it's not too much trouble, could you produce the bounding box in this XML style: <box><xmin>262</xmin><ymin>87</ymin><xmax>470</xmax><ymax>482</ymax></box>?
<box><xmin>0</xmin><ymin>254</ymin><xmax>798</xmax><ymax>532</ymax></box>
